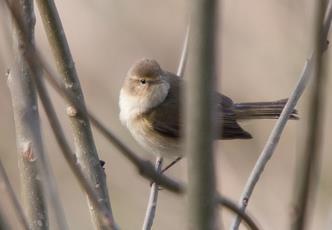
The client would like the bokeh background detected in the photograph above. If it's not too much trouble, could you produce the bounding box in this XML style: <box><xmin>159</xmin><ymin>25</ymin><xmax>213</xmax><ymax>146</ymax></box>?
<box><xmin>0</xmin><ymin>0</ymin><xmax>331</xmax><ymax>229</ymax></box>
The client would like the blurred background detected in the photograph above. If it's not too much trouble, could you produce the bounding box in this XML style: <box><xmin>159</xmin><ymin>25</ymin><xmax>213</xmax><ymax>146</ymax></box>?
<box><xmin>0</xmin><ymin>0</ymin><xmax>331</xmax><ymax>229</ymax></box>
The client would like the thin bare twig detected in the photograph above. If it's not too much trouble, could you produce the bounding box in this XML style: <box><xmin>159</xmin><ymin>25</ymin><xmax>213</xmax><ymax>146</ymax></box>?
<box><xmin>186</xmin><ymin>0</ymin><xmax>219</xmax><ymax>228</ymax></box>
<box><xmin>34</xmin><ymin>0</ymin><xmax>114</xmax><ymax>228</ymax></box>
<box><xmin>34</xmin><ymin>73</ymin><xmax>118</xmax><ymax>229</ymax></box>
<box><xmin>231</xmin><ymin>2</ymin><xmax>332</xmax><ymax>229</ymax></box>
<box><xmin>0</xmin><ymin>160</ymin><xmax>29</xmax><ymax>230</ymax></box>
<box><xmin>142</xmin><ymin>157</ymin><xmax>163</xmax><ymax>230</ymax></box>
<box><xmin>177</xmin><ymin>24</ymin><xmax>191</xmax><ymax>78</ymax></box>
<box><xmin>292</xmin><ymin>1</ymin><xmax>331</xmax><ymax>229</ymax></box>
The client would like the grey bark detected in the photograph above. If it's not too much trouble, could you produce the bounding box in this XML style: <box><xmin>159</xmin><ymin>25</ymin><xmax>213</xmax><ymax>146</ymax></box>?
<box><xmin>185</xmin><ymin>0</ymin><xmax>219</xmax><ymax>229</ymax></box>
<box><xmin>7</xmin><ymin>1</ymin><xmax>48</xmax><ymax>228</ymax></box>
<box><xmin>34</xmin><ymin>0</ymin><xmax>114</xmax><ymax>229</ymax></box>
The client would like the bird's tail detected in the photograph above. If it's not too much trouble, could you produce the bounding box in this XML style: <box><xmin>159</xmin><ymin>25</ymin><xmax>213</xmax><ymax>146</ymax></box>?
<box><xmin>234</xmin><ymin>99</ymin><xmax>298</xmax><ymax>120</ymax></box>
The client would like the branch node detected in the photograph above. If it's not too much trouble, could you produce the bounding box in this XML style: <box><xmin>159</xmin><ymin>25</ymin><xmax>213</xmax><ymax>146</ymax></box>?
<box><xmin>66</xmin><ymin>106</ymin><xmax>77</xmax><ymax>117</ymax></box>
<box><xmin>21</xmin><ymin>142</ymin><xmax>36</xmax><ymax>162</ymax></box>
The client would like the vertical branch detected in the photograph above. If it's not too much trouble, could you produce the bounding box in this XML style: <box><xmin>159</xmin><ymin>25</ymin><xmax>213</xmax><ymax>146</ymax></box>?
<box><xmin>7</xmin><ymin>1</ymin><xmax>48</xmax><ymax>229</ymax></box>
<box><xmin>292</xmin><ymin>1</ymin><xmax>330</xmax><ymax>229</ymax></box>
<box><xmin>0</xmin><ymin>160</ymin><xmax>29</xmax><ymax>230</ymax></box>
<box><xmin>186</xmin><ymin>0</ymin><xmax>218</xmax><ymax>229</ymax></box>
<box><xmin>34</xmin><ymin>0</ymin><xmax>114</xmax><ymax>228</ymax></box>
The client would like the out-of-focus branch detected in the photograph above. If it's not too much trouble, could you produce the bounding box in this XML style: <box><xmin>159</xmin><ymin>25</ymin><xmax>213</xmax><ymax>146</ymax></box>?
<box><xmin>7</xmin><ymin>1</ymin><xmax>49</xmax><ymax>229</ymax></box>
<box><xmin>34</xmin><ymin>0</ymin><xmax>114</xmax><ymax>228</ymax></box>
<box><xmin>216</xmin><ymin>195</ymin><xmax>259</xmax><ymax>230</ymax></box>
<box><xmin>186</xmin><ymin>0</ymin><xmax>219</xmax><ymax>229</ymax></box>
<box><xmin>142</xmin><ymin>157</ymin><xmax>163</xmax><ymax>230</ymax></box>
<box><xmin>231</xmin><ymin>1</ymin><xmax>332</xmax><ymax>229</ymax></box>
<box><xmin>0</xmin><ymin>208</ymin><xmax>10</xmax><ymax>230</ymax></box>
<box><xmin>0</xmin><ymin>160</ymin><xmax>29</xmax><ymax>230</ymax></box>
<box><xmin>292</xmin><ymin>1</ymin><xmax>331</xmax><ymax>229</ymax></box>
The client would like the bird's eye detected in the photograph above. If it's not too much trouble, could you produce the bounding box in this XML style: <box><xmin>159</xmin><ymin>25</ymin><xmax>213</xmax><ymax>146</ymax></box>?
<box><xmin>140</xmin><ymin>79</ymin><xmax>146</xmax><ymax>84</ymax></box>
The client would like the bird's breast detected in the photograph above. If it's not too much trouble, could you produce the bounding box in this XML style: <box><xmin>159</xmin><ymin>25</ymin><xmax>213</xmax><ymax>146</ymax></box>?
<box><xmin>126</xmin><ymin>116</ymin><xmax>182</xmax><ymax>158</ymax></box>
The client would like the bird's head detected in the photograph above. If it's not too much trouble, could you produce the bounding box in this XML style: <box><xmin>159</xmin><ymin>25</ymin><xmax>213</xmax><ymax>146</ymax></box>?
<box><xmin>119</xmin><ymin>59</ymin><xmax>170</xmax><ymax>124</ymax></box>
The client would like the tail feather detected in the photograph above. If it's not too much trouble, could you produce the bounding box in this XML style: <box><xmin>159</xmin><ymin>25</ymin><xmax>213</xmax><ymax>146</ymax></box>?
<box><xmin>234</xmin><ymin>99</ymin><xmax>298</xmax><ymax>120</ymax></box>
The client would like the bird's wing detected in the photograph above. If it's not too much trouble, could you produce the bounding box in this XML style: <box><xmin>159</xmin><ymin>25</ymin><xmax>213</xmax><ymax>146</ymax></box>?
<box><xmin>144</xmin><ymin>73</ymin><xmax>182</xmax><ymax>138</ymax></box>
<box><xmin>145</xmin><ymin>74</ymin><xmax>251</xmax><ymax>140</ymax></box>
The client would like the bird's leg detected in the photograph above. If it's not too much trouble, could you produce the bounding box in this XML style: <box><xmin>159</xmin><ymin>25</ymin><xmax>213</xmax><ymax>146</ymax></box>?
<box><xmin>161</xmin><ymin>157</ymin><xmax>182</xmax><ymax>173</ymax></box>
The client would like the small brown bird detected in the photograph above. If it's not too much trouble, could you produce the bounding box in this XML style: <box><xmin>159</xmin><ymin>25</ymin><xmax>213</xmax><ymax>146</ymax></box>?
<box><xmin>119</xmin><ymin>59</ymin><xmax>297</xmax><ymax>158</ymax></box>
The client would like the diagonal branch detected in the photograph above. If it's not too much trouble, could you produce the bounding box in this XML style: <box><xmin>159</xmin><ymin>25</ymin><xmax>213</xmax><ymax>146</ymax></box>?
<box><xmin>34</xmin><ymin>0</ymin><xmax>114</xmax><ymax>228</ymax></box>
<box><xmin>231</xmin><ymin>1</ymin><xmax>332</xmax><ymax>229</ymax></box>
<box><xmin>34</xmin><ymin>71</ymin><xmax>118</xmax><ymax>229</ymax></box>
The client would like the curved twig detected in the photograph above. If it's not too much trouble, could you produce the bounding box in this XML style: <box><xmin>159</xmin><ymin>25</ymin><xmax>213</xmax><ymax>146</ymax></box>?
<box><xmin>231</xmin><ymin>2</ymin><xmax>332</xmax><ymax>229</ymax></box>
